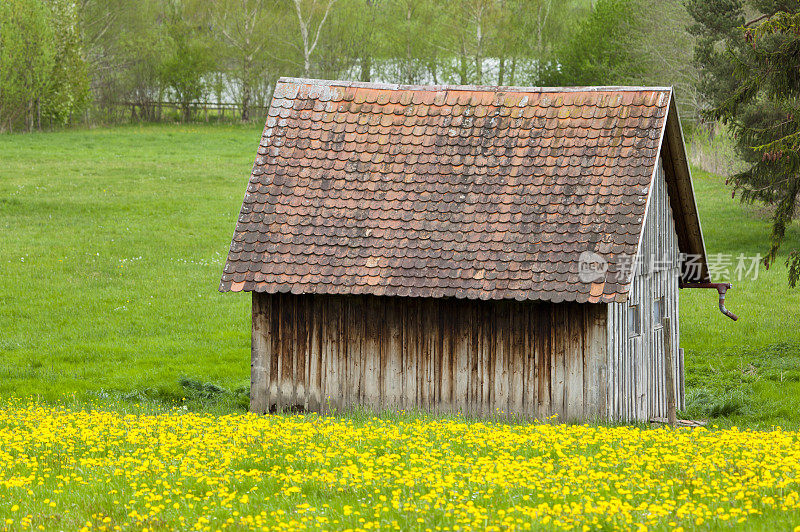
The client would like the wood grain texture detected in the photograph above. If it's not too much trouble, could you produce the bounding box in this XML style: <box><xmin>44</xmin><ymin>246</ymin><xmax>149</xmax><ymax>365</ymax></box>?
<box><xmin>251</xmin><ymin>293</ymin><xmax>608</xmax><ymax>420</ymax></box>
<box><xmin>663</xmin><ymin>316</ymin><xmax>677</xmax><ymax>426</ymax></box>
<box><xmin>607</xmin><ymin>157</ymin><xmax>683</xmax><ymax>422</ymax></box>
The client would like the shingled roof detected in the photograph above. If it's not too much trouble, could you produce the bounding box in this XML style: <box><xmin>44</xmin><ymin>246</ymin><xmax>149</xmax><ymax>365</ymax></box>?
<box><xmin>220</xmin><ymin>77</ymin><xmax>707</xmax><ymax>303</ymax></box>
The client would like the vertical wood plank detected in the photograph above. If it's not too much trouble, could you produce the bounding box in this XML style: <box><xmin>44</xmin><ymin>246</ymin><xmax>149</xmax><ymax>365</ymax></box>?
<box><xmin>678</xmin><ymin>347</ymin><xmax>685</xmax><ymax>411</ymax></box>
<box><xmin>354</xmin><ymin>296</ymin><xmax>365</xmax><ymax>406</ymax></box>
<box><xmin>536</xmin><ymin>304</ymin><xmax>551</xmax><ymax>419</ymax></box>
<box><xmin>268</xmin><ymin>294</ymin><xmax>281</xmax><ymax>411</ymax></box>
<box><xmin>361</xmin><ymin>296</ymin><xmax>375</xmax><ymax>408</ymax></box>
<box><xmin>417</xmin><ymin>299</ymin><xmax>427</xmax><ymax>409</ymax></box>
<box><xmin>339</xmin><ymin>296</ymin><xmax>349</xmax><ymax>410</ymax></box>
<box><xmin>494</xmin><ymin>301</ymin><xmax>509</xmax><ymax>416</ymax></box>
<box><xmin>663</xmin><ymin>316</ymin><xmax>677</xmax><ymax>426</ymax></box>
<box><xmin>250</xmin><ymin>293</ymin><xmax>269</xmax><ymax>414</ymax></box>
<box><xmin>306</xmin><ymin>295</ymin><xmax>320</xmax><ymax>412</ymax></box>
<box><xmin>551</xmin><ymin>305</ymin><xmax>566</xmax><ymax>420</ymax></box>
<box><xmin>509</xmin><ymin>302</ymin><xmax>524</xmax><ymax>417</ymax></box>
<box><xmin>525</xmin><ymin>303</ymin><xmax>537</xmax><ymax>418</ymax></box>
<box><xmin>247</xmin><ymin>293</ymin><xmax>629</xmax><ymax>421</ymax></box>
<box><xmin>294</xmin><ymin>295</ymin><xmax>307</xmax><ymax>410</ymax></box>
<box><xmin>325</xmin><ymin>297</ymin><xmax>340</xmax><ymax>411</ymax></box>
<box><xmin>318</xmin><ymin>295</ymin><xmax>329</xmax><ymax>412</ymax></box>
<box><xmin>402</xmin><ymin>299</ymin><xmax>416</xmax><ymax>411</ymax></box>
<box><xmin>278</xmin><ymin>293</ymin><xmax>295</xmax><ymax>412</ymax></box>
<box><xmin>454</xmin><ymin>301</ymin><xmax>470</xmax><ymax>413</ymax></box>
<box><xmin>480</xmin><ymin>303</ymin><xmax>491</xmax><ymax>414</ymax></box>
<box><xmin>429</xmin><ymin>299</ymin><xmax>436</xmax><ymax>411</ymax></box>
<box><xmin>582</xmin><ymin>306</ymin><xmax>590</xmax><ymax>418</ymax></box>
<box><xmin>592</xmin><ymin>303</ymin><xmax>608</xmax><ymax>421</ymax></box>
<box><xmin>385</xmin><ymin>299</ymin><xmax>402</xmax><ymax>409</ymax></box>
<box><xmin>565</xmin><ymin>303</ymin><xmax>584</xmax><ymax>420</ymax></box>
<box><xmin>440</xmin><ymin>299</ymin><xmax>454</xmax><ymax>412</ymax></box>
<box><xmin>470</xmin><ymin>302</ymin><xmax>480</xmax><ymax>414</ymax></box>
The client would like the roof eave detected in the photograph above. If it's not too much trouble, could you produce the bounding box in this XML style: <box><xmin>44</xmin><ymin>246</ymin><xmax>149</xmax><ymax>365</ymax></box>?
<box><xmin>219</xmin><ymin>280</ymin><xmax>621</xmax><ymax>304</ymax></box>
<box><xmin>662</xmin><ymin>94</ymin><xmax>710</xmax><ymax>283</ymax></box>
<box><xmin>617</xmin><ymin>88</ymin><xmax>711</xmax><ymax>301</ymax></box>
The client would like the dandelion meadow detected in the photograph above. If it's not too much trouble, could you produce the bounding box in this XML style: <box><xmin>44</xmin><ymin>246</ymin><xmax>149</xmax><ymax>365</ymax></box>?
<box><xmin>1</xmin><ymin>402</ymin><xmax>800</xmax><ymax>531</ymax></box>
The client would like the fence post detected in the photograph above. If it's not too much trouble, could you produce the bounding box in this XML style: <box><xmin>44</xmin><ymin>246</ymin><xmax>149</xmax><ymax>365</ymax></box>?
<box><xmin>663</xmin><ymin>316</ymin><xmax>676</xmax><ymax>427</ymax></box>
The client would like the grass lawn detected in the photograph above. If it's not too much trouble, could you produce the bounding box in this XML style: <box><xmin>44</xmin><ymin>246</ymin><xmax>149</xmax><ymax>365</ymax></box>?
<box><xmin>0</xmin><ymin>124</ymin><xmax>255</xmax><ymax>408</ymax></box>
<box><xmin>680</xmin><ymin>169</ymin><xmax>800</xmax><ymax>427</ymax></box>
<box><xmin>2</xmin><ymin>124</ymin><xmax>800</xmax><ymax>531</ymax></box>
<box><xmin>0</xmin><ymin>124</ymin><xmax>799</xmax><ymax>426</ymax></box>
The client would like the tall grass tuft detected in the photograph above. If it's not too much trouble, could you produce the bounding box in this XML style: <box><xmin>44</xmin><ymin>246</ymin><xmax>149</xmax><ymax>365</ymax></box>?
<box><xmin>687</xmin><ymin>123</ymin><xmax>745</xmax><ymax>178</ymax></box>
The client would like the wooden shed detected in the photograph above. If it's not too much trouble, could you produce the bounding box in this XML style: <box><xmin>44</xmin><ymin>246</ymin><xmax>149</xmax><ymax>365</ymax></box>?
<box><xmin>220</xmin><ymin>78</ymin><xmax>715</xmax><ymax>422</ymax></box>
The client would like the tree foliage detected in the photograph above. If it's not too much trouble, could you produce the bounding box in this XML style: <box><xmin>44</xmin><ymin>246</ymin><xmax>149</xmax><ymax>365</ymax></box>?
<box><xmin>544</xmin><ymin>0</ymin><xmax>645</xmax><ymax>86</ymax></box>
<box><xmin>1</xmin><ymin>0</ymin><xmax>701</xmax><ymax>128</ymax></box>
<box><xmin>160</xmin><ymin>1</ymin><xmax>214</xmax><ymax>122</ymax></box>
<box><xmin>42</xmin><ymin>0</ymin><xmax>91</xmax><ymax>125</ymax></box>
<box><xmin>0</xmin><ymin>0</ymin><xmax>89</xmax><ymax>131</ymax></box>
<box><xmin>688</xmin><ymin>0</ymin><xmax>800</xmax><ymax>284</ymax></box>
<box><xmin>545</xmin><ymin>0</ymin><xmax>699</xmax><ymax>122</ymax></box>
<box><xmin>78</xmin><ymin>0</ymin><xmax>169</xmax><ymax>120</ymax></box>
<box><xmin>204</xmin><ymin>0</ymin><xmax>285</xmax><ymax>121</ymax></box>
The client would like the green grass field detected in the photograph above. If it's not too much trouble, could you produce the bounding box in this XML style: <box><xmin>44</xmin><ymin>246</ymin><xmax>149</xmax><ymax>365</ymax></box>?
<box><xmin>0</xmin><ymin>124</ymin><xmax>798</xmax><ymax>426</ymax></box>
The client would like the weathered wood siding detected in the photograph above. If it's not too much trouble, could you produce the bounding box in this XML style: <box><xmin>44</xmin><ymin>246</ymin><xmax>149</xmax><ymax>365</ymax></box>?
<box><xmin>607</xmin><ymin>157</ymin><xmax>683</xmax><ymax>422</ymax></box>
<box><xmin>251</xmin><ymin>294</ymin><xmax>608</xmax><ymax>420</ymax></box>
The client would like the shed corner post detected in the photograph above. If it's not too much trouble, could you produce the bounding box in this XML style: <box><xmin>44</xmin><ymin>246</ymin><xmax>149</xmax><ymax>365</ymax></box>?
<box><xmin>601</xmin><ymin>302</ymin><xmax>612</xmax><ymax>423</ymax></box>
<box><xmin>251</xmin><ymin>292</ymin><xmax>270</xmax><ymax>414</ymax></box>
<box><xmin>663</xmin><ymin>316</ymin><xmax>677</xmax><ymax>427</ymax></box>
<box><xmin>604</xmin><ymin>302</ymin><xmax>616</xmax><ymax>423</ymax></box>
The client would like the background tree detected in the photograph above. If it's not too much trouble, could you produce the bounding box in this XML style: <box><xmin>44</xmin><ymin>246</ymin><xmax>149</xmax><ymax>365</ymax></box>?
<box><xmin>41</xmin><ymin>0</ymin><xmax>91</xmax><ymax>126</ymax></box>
<box><xmin>0</xmin><ymin>0</ymin><xmax>55</xmax><ymax>132</ymax></box>
<box><xmin>0</xmin><ymin>0</ymin><xmax>89</xmax><ymax>131</ymax></box>
<box><xmin>629</xmin><ymin>0</ymin><xmax>700</xmax><ymax>121</ymax></box>
<box><xmin>80</xmin><ymin>0</ymin><xmax>169</xmax><ymax>121</ymax></box>
<box><xmin>160</xmin><ymin>0</ymin><xmax>214</xmax><ymax>122</ymax></box>
<box><xmin>337</xmin><ymin>0</ymin><xmax>387</xmax><ymax>83</ymax></box>
<box><xmin>382</xmin><ymin>0</ymin><xmax>439</xmax><ymax>84</ymax></box>
<box><xmin>511</xmin><ymin>0</ymin><xmax>589</xmax><ymax>85</ymax></box>
<box><xmin>543</xmin><ymin>0</ymin><xmax>646</xmax><ymax>86</ymax></box>
<box><xmin>205</xmin><ymin>0</ymin><xmax>282</xmax><ymax>121</ymax></box>
<box><xmin>688</xmin><ymin>1</ymin><xmax>800</xmax><ymax>284</ymax></box>
<box><xmin>490</xmin><ymin>0</ymin><xmax>522</xmax><ymax>85</ymax></box>
<box><xmin>455</xmin><ymin>0</ymin><xmax>499</xmax><ymax>85</ymax></box>
<box><xmin>290</xmin><ymin>0</ymin><xmax>338</xmax><ymax>77</ymax></box>
<box><xmin>0</xmin><ymin>0</ymin><xmax>707</xmax><ymax>130</ymax></box>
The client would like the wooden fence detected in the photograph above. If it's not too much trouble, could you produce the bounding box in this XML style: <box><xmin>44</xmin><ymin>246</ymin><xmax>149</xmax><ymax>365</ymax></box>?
<box><xmin>98</xmin><ymin>101</ymin><xmax>271</xmax><ymax>123</ymax></box>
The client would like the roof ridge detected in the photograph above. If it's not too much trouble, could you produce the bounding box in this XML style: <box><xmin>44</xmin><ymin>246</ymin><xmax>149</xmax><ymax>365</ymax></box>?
<box><xmin>276</xmin><ymin>76</ymin><xmax>673</xmax><ymax>94</ymax></box>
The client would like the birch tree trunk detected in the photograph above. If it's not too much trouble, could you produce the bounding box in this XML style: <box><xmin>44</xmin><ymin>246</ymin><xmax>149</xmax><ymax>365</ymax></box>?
<box><xmin>536</xmin><ymin>0</ymin><xmax>552</xmax><ymax>81</ymax></box>
<box><xmin>293</xmin><ymin>0</ymin><xmax>337</xmax><ymax>77</ymax></box>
